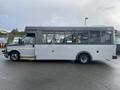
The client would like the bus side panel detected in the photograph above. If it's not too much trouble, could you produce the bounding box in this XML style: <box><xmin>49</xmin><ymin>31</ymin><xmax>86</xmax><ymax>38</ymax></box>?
<box><xmin>35</xmin><ymin>45</ymin><xmax>116</xmax><ymax>61</ymax></box>
<box><xmin>35</xmin><ymin>45</ymin><xmax>54</xmax><ymax>60</ymax></box>
<box><xmin>87</xmin><ymin>45</ymin><xmax>116</xmax><ymax>60</ymax></box>
<box><xmin>35</xmin><ymin>45</ymin><xmax>76</xmax><ymax>60</ymax></box>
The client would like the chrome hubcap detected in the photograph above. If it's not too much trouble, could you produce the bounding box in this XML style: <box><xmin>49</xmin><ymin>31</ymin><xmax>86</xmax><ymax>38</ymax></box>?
<box><xmin>80</xmin><ymin>55</ymin><xmax>88</xmax><ymax>63</ymax></box>
<box><xmin>11</xmin><ymin>54</ymin><xmax>18</xmax><ymax>60</ymax></box>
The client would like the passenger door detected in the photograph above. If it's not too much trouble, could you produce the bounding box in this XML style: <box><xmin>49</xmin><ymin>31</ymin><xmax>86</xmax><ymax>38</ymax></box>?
<box><xmin>35</xmin><ymin>32</ymin><xmax>55</xmax><ymax>59</ymax></box>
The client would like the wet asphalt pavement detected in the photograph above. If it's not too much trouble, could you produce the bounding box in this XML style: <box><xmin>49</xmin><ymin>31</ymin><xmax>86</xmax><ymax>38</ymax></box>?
<box><xmin>0</xmin><ymin>50</ymin><xmax>120</xmax><ymax>90</ymax></box>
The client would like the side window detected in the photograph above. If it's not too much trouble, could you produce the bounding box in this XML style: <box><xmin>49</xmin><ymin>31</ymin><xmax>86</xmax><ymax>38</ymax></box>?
<box><xmin>47</xmin><ymin>34</ymin><xmax>54</xmax><ymax>43</ymax></box>
<box><xmin>89</xmin><ymin>31</ymin><xmax>101</xmax><ymax>44</ymax></box>
<box><xmin>62</xmin><ymin>31</ymin><xmax>89</xmax><ymax>44</ymax></box>
<box><xmin>64</xmin><ymin>32</ymin><xmax>73</xmax><ymax>44</ymax></box>
<box><xmin>77</xmin><ymin>31</ymin><xmax>89</xmax><ymax>44</ymax></box>
<box><xmin>42</xmin><ymin>34</ymin><xmax>47</xmax><ymax>43</ymax></box>
<box><xmin>54</xmin><ymin>32</ymin><xmax>65</xmax><ymax>44</ymax></box>
<box><xmin>72</xmin><ymin>33</ymin><xmax>77</xmax><ymax>43</ymax></box>
<box><xmin>42</xmin><ymin>33</ymin><xmax>54</xmax><ymax>44</ymax></box>
<box><xmin>101</xmin><ymin>31</ymin><xmax>112</xmax><ymax>44</ymax></box>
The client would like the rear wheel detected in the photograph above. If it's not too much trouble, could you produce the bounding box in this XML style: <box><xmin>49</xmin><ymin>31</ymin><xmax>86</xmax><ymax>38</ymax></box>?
<box><xmin>78</xmin><ymin>54</ymin><xmax>91</xmax><ymax>64</ymax></box>
<box><xmin>10</xmin><ymin>52</ymin><xmax>20</xmax><ymax>61</ymax></box>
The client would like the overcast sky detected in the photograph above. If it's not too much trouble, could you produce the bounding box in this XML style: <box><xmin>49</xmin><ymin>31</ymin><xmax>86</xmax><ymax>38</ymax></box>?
<box><xmin>0</xmin><ymin>0</ymin><xmax>120</xmax><ymax>31</ymax></box>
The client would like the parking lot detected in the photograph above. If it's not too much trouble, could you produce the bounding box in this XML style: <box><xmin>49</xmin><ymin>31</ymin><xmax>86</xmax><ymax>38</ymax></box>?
<box><xmin>0</xmin><ymin>50</ymin><xmax>120</xmax><ymax>90</ymax></box>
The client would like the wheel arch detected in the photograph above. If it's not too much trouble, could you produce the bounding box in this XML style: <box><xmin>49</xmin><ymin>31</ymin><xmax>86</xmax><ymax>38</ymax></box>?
<box><xmin>8</xmin><ymin>50</ymin><xmax>20</xmax><ymax>56</ymax></box>
<box><xmin>76</xmin><ymin>51</ymin><xmax>93</xmax><ymax>61</ymax></box>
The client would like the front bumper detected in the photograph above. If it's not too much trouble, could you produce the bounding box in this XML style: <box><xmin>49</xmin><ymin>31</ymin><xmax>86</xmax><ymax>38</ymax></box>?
<box><xmin>2</xmin><ymin>50</ymin><xmax>9</xmax><ymax>58</ymax></box>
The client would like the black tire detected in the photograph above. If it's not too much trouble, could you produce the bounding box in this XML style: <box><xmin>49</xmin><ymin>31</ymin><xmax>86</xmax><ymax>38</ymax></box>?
<box><xmin>10</xmin><ymin>51</ymin><xmax>20</xmax><ymax>61</ymax></box>
<box><xmin>78</xmin><ymin>54</ymin><xmax>91</xmax><ymax>64</ymax></box>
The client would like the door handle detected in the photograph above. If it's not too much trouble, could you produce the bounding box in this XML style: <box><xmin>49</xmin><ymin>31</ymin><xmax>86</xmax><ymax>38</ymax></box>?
<box><xmin>32</xmin><ymin>44</ymin><xmax>35</xmax><ymax>47</ymax></box>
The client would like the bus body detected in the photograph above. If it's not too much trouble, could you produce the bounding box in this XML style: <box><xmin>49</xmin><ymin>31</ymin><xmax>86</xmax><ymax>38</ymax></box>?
<box><xmin>2</xmin><ymin>26</ymin><xmax>117</xmax><ymax>63</ymax></box>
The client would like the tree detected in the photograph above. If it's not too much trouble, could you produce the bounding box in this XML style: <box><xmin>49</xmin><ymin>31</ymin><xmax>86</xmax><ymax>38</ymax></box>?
<box><xmin>11</xmin><ymin>28</ymin><xmax>19</xmax><ymax>35</ymax></box>
<box><xmin>7</xmin><ymin>28</ymin><xmax>25</xmax><ymax>43</ymax></box>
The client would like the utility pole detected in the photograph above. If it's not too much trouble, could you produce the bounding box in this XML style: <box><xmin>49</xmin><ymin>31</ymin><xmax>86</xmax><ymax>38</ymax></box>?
<box><xmin>84</xmin><ymin>17</ymin><xmax>88</xmax><ymax>26</ymax></box>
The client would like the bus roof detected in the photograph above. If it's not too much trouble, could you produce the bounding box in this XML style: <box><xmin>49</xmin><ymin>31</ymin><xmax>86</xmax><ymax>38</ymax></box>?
<box><xmin>25</xmin><ymin>26</ymin><xmax>114</xmax><ymax>33</ymax></box>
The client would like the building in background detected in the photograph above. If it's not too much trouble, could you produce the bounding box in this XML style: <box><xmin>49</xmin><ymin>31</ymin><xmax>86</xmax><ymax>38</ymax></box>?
<box><xmin>115</xmin><ymin>30</ymin><xmax>120</xmax><ymax>44</ymax></box>
<box><xmin>115</xmin><ymin>30</ymin><xmax>120</xmax><ymax>55</ymax></box>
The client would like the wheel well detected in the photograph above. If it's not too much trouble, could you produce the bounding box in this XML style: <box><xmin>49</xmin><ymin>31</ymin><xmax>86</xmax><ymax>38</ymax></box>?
<box><xmin>8</xmin><ymin>50</ymin><xmax>20</xmax><ymax>56</ymax></box>
<box><xmin>76</xmin><ymin>51</ymin><xmax>92</xmax><ymax>61</ymax></box>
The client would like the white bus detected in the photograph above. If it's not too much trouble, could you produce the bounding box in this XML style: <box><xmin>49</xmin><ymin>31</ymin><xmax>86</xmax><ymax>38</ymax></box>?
<box><xmin>2</xmin><ymin>26</ymin><xmax>117</xmax><ymax>64</ymax></box>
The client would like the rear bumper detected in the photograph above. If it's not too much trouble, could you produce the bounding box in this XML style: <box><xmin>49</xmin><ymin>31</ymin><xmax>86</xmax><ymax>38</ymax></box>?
<box><xmin>112</xmin><ymin>56</ymin><xmax>117</xmax><ymax>59</ymax></box>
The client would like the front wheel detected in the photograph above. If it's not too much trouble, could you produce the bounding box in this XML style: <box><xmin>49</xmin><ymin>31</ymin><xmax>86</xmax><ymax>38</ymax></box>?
<box><xmin>10</xmin><ymin>52</ymin><xmax>20</xmax><ymax>61</ymax></box>
<box><xmin>78</xmin><ymin>54</ymin><xmax>91</xmax><ymax>64</ymax></box>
